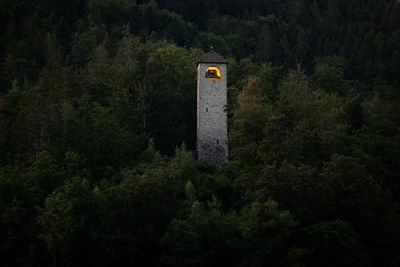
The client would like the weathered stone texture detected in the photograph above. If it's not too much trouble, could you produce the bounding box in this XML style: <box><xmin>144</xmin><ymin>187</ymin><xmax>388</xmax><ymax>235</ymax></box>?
<box><xmin>197</xmin><ymin>61</ymin><xmax>228</xmax><ymax>166</ymax></box>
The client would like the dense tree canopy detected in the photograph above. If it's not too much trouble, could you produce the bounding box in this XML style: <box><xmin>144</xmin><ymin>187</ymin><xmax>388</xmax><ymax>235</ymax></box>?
<box><xmin>0</xmin><ymin>0</ymin><xmax>399</xmax><ymax>266</ymax></box>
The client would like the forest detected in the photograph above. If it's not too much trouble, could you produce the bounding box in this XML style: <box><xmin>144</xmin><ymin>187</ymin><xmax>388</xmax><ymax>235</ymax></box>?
<box><xmin>0</xmin><ymin>0</ymin><xmax>400</xmax><ymax>266</ymax></box>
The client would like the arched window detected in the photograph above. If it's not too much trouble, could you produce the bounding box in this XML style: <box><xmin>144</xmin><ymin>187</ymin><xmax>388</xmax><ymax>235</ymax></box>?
<box><xmin>205</xmin><ymin>66</ymin><xmax>221</xmax><ymax>79</ymax></box>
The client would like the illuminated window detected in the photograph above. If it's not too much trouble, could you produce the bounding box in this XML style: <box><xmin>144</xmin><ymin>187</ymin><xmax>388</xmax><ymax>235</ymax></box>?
<box><xmin>206</xmin><ymin>66</ymin><xmax>221</xmax><ymax>79</ymax></box>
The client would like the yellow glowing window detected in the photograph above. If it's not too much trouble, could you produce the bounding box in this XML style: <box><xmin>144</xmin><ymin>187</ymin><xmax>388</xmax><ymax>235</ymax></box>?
<box><xmin>206</xmin><ymin>66</ymin><xmax>221</xmax><ymax>79</ymax></box>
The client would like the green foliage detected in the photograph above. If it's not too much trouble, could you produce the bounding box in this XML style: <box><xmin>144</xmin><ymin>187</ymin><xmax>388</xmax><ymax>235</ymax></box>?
<box><xmin>289</xmin><ymin>220</ymin><xmax>369</xmax><ymax>267</ymax></box>
<box><xmin>38</xmin><ymin>176</ymin><xmax>98</xmax><ymax>266</ymax></box>
<box><xmin>0</xmin><ymin>0</ymin><xmax>400</xmax><ymax>266</ymax></box>
<box><xmin>312</xmin><ymin>56</ymin><xmax>349</xmax><ymax>95</ymax></box>
<box><xmin>318</xmin><ymin>154</ymin><xmax>386</xmax><ymax>227</ymax></box>
<box><xmin>161</xmin><ymin>197</ymin><xmax>242</xmax><ymax>267</ymax></box>
<box><xmin>26</xmin><ymin>151</ymin><xmax>68</xmax><ymax>205</ymax></box>
<box><xmin>253</xmin><ymin>162</ymin><xmax>319</xmax><ymax>222</ymax></box>
<box><xmin>0</xmin><ymin>166</ymin><xmax>30</xmax><ymax>264</ymax></box>
<box><xmin>240</xmin><ymin>200</ymin><xmax>298</xmax><ymax>267</ymax></box>
<box><xmin>229</xmin><ymin>77</ymin><xmax>267</xmax><ymax>169</ymax></box>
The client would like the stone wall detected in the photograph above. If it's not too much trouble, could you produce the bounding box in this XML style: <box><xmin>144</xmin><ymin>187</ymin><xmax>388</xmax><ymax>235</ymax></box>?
<box><xmin>197</xmin><ymin>62</ymin><xmax>228</xmax><ymax>165</ymax></box>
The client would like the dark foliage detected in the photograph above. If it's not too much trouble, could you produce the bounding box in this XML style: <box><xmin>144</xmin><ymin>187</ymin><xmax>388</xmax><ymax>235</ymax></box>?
<box><xmin>1</xmin><ymin>0</ymin><xmax>400</xmax><ymax>266</ymax></box>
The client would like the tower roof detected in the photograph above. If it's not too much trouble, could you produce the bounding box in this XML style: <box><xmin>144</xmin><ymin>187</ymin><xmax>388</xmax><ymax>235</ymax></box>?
<box><xmin>198</xmin><ymin>50</ymin><xmax>228</xmax><ymax>65</ymax></box>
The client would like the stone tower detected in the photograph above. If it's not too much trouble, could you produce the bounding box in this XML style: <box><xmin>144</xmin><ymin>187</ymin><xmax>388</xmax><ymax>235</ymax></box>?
<box><xmin>197</xmin><ymin>50</ymin><xmax>228</xmax><ymax>165</ymax></box>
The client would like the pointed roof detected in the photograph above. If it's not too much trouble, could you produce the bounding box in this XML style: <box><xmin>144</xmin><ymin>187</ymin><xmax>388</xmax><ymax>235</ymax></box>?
<box><xmin>198</xmin><ymin>50</ymin><xmax>228</xmax><ymax>65</ymax></box>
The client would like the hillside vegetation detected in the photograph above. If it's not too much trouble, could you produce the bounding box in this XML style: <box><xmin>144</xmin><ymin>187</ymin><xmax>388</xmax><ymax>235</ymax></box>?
<box><xmin>1</xmin><ymin>0</ymin><xmax>400</xmax><ymax>266</ymax></box>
